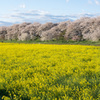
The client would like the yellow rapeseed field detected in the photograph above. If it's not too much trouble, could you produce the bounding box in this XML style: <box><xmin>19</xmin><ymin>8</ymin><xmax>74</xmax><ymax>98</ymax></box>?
<box><xmin>0</xmin><ymin>43</ymin><xmax>100</xmax><ymax>100</ymax></box>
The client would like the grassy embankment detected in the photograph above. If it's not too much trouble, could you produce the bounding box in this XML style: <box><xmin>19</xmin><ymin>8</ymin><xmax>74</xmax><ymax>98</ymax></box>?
<box><xmin>0</xmin><ymin>39</ymin><xmax>100</xmax><ymax>46</ymax></box>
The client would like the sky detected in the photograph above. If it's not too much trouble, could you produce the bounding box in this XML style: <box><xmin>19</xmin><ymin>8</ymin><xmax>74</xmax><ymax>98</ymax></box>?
<box><xmin>0</xmin><ymin>0</ymin><xmax>100</xmax><ymax>25</ymax></box>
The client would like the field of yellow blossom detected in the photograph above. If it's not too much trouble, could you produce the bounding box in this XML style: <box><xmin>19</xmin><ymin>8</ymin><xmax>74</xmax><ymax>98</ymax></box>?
<box><xmin>0</xmin><ymin>43</ymin><xmax>100</xmax><ymax>100</ymax></box>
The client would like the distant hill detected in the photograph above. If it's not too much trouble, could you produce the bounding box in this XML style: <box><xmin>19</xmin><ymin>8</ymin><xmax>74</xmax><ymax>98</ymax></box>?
<box><xmin>0</xmin><ymin>21</ymin><xmax>13</xmax><ymax>26</ymax></box>
<box><xmin>0</xmin><ymin>13</ymin><xmax>100</xmax><ymax>26</ymax></box>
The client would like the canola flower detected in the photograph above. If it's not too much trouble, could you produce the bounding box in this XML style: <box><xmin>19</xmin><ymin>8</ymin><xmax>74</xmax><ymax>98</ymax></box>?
<box><xmin>0</xmin><ymin>43</ymin><xmax>100</xmax><ymax>100</ymax></box>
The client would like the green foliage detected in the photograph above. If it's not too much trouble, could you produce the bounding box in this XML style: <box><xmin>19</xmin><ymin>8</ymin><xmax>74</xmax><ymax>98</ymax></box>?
<box><xmin>0</xmin><ymin>39</ymin><xmax>100</xmax><ymax>46</ymax></box>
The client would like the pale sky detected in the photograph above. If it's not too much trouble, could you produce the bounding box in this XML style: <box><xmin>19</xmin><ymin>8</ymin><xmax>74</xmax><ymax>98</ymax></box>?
<box><xmin>0</xmin><ymin>0</ymin><xmax>100</xmax><ymax>25</ymax></box>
